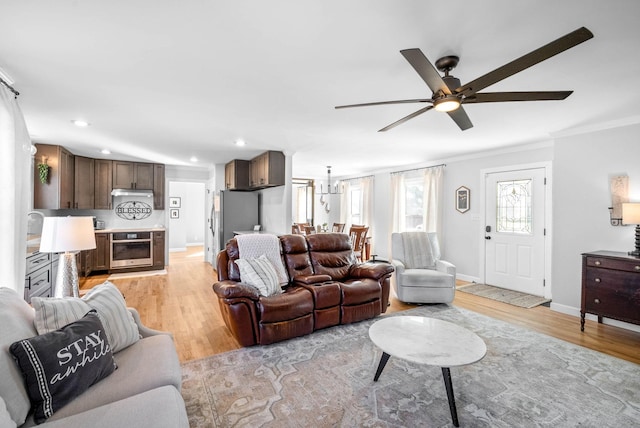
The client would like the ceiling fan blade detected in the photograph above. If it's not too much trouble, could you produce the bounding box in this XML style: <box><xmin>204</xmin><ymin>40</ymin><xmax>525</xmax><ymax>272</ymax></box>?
<box><xmin>464</xmin><ymin>91</ymin><xmax>573</xmax><ymax>103</ymax></box>
<box><xmin>457</xmin><ymin>27</ymin><xmax>593</xmax><ymax>97</ymax></box>
<box><xmin>378</xmin><ymin>105</ymin><xmax>434</xmax><ymax>132</ymax></box>
<box><xmin>447</xmin><ymin>106</ymin><xmax>473</xmax><ymax>130</ymax></box>
<box><xmin>400</xmin><ymin>48</ymin><xmax>451</xmax><ymax>95</ymax></box>
<box><xmin>335</xmin><ymin>99</ymin><xmax>432</xmax><ymax>109</ymax></box>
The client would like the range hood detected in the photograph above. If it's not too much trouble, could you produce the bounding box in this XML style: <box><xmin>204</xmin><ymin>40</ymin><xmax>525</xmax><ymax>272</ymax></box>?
<box><xmin>111</xmin><ymin>189</ymin><xmax>154</xmax><ymax>197</ymax></box>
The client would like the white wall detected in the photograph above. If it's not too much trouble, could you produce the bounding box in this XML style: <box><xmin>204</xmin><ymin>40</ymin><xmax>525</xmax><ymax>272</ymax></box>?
<box><xmin>551</xmin><ymin>124</ymin><xmax>640</xmax><ymax>316</ymax></box>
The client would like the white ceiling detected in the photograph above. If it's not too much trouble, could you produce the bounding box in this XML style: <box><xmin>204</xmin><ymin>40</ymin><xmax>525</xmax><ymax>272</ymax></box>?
<box><xmin>1</xmin><ymin>1</ymin><xmax>639</xmax><ymax>179</ymax></box>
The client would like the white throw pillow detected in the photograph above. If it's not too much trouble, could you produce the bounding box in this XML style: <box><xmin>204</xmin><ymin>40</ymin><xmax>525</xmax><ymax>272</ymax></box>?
<box><xmin>235</xmin><ymin>254</ymin><xmax>283</xmax><ymax>297</ymax></box>
<box><xmin>32</xmin><ymin>281</ymin><xmax>140</xmax><ymax>353</ymax></box>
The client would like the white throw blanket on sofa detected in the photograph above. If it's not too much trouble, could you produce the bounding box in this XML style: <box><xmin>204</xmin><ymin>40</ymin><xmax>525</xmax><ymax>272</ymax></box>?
<box><xmin>401</xmin><ymin>231</ymin><xmax>434</xmax><ymax>269</ymax></box>
<box><xmin>236</xmin><ymin>234</ymin><xmax>289</xmax><ymax>285</ymax></box>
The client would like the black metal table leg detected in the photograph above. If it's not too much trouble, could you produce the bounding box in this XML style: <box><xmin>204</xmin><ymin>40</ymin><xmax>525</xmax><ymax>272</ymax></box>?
<box><xmin>442</xmin><ymin>367</ymin><xmax>459</xmax><ymax>427</ymax></box>
<box><xmin>373</xmin><ymin>352</ymin><xmax>391</xmax><ymax>381</ymax></box>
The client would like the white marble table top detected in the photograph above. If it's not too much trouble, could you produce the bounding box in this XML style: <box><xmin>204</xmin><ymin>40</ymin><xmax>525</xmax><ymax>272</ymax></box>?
<box><xmin>369</xmin><ymin>316</ymin><xmax>487</xmax><ymax>367</ymax></box>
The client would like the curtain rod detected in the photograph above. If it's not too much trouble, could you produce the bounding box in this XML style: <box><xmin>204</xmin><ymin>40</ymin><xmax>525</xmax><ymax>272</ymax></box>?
<box><xmin>342</xmin><ymin>174</ymin><xmax>374</xmax><ymax>183</ymax></box>
<box><xmin>390</xmin><ymin>163</ymin><xmax>446</xmax><ymax>175</ymax></box>
<box><xmin>0</xmin><ymin>77</ymin><xmax>19</xmax><ymax>97</ymax></box>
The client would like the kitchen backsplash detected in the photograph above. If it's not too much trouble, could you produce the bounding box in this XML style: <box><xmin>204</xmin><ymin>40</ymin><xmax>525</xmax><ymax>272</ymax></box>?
<box><xmin>37</xmin><ymin>196</ymin><xmax>165</xmax><ymax>230</ymax></box>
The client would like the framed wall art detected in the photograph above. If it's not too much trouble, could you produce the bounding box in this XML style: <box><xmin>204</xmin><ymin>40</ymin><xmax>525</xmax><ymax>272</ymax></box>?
<box><xmin>455</xmin><ymin>186</ymin><xmax>470</xmax><ymax>213</ymax></box>
<box><xmin>169</xmin><ymin>197</ymin><xmax>181</xmax><ymax>208</ymax></box>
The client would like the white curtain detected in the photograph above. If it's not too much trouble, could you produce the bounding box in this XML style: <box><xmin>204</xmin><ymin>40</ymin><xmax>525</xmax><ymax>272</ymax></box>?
<box><xmin>339</xmin><ymin>180</ymin><xmax>351</xmax><ymax>225</ymax></box>
<box><xmin>0</xmin><ymin>85</ymin><xmax>32</xmax><ymax>294</ymax></box>
<box><xmin>390</xmin><ymin>172</ymin><xmax>405</xmax><ymax>233</ymax></box>
<box><xmin>360</xmin><ymin>175</ymin><xmax>374</xmax><ymax>231</ymax></box>
<box><xmin>423</xmin><ymin>166</ymin><xmax>444</xmax><ymax>236</ymax></box>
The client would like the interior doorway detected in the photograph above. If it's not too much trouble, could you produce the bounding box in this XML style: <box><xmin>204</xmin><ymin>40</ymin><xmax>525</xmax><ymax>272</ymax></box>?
<box><xmin>481</xmin><ymin>163</ymin><xmax>551</xmax><ymax>298</ymax></box>
<box><xmin>167</xmin><ymin>181</ymin><xmax>206</xmax><ymax>262</ymax></box>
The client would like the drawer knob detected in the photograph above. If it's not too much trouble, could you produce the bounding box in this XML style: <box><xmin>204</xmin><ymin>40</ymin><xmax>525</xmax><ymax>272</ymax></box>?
<box><xmin>594</xmin><ymin>260</ymin><xmax>601</xmax><ymax>266</ymax></box>
<box><xmin>594</xmin><ymin>278</ymin><xmax>601</xmax><ymax>283</ymax></box>
<box><xmin>594</xmin><ymin>298</ymin><xmax>600</xmax><ymax>304</ymax></box>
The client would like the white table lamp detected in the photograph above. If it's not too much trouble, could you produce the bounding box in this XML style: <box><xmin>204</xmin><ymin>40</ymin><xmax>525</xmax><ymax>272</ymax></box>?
<box><xmin>622</xmin><ymin>203</ymin><xmax>640</xmax><ymax>257</ymax></box>
<box><xmin>39</xmin><ymin>216</ymin><xmax>96</xmax><ymax>297</ymax></box>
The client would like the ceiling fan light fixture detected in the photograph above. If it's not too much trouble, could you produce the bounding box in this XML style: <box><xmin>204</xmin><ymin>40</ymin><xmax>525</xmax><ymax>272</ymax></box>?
<box><xmin>433</xmin><ymin>96</ymin><xmax>461</xmax><ymax>112</ymax></box>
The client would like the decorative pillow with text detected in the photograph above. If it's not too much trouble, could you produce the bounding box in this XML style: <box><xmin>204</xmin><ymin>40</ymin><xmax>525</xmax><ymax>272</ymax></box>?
<box><xmin>32</xmin><ymin>281</ymin><xmax>140</xmax><ymax>353</ymax></box>
<box><xmin>10</xmin><ymin>311</ymin><xmax>117</xmax><ymax>424</ymax></box>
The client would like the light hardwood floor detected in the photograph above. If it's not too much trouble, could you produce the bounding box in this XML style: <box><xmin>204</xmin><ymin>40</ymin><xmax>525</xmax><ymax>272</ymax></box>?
<box><xmin>81</xmin><ymin>246</ymin><xmax>640</xmax><ymax>365</ymax></box>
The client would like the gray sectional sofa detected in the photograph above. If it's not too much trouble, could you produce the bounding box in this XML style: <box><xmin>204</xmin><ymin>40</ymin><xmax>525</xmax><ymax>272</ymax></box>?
<box><xmin>0</xmin><ymin>287</ymin><xmax>189</xmax><ymax>428</ymax></box>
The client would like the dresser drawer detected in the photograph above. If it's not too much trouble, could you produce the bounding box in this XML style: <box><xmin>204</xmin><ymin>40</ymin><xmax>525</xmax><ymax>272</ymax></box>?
<box><xmin>585</xmin><ymin>256</ymin><xmax>640</xmax><ymax>273</ymax></box>
<box><xmin>583</xmin><ymin>283</ymin><xmax>639</xmax><ymax>321</ymax></box>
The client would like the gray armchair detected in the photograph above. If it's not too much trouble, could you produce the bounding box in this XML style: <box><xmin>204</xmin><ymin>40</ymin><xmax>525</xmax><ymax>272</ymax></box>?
<box><xmin>391</xmin><ymin>232</ymin><xmax>456</xmax><ymax>304</ymax></box>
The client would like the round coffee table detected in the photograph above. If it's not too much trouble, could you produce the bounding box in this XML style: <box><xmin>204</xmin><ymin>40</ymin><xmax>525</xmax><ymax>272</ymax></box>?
<box><xmin>369</xmin><ymin>316</ymin><xmax>486</xmax><ymax>427</ymax></box>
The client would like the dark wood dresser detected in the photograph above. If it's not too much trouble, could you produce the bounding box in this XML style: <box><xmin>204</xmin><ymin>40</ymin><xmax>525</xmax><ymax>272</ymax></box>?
<box><xmin>581</xmin><ymin>251</ymin><xmax>640</xmax><ymax>331</ymax></box>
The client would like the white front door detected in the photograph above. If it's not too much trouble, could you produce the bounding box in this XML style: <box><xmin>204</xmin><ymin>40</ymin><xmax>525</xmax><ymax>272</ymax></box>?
<box><xmin>484</xmin><ymin>168</ymin><xmax>546</xmax><ymax>296</ymax></box>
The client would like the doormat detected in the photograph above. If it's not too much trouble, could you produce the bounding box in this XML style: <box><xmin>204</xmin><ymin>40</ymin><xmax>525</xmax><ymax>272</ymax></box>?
<box><xmin>457</xmin><ymin>283</ymin><xmax>551</xmax><ymax>308</ymax></box>
<box><xmin>107</xmin><ymin>269</ymin><xmax>167</xmax><ymax>280</ymax></box>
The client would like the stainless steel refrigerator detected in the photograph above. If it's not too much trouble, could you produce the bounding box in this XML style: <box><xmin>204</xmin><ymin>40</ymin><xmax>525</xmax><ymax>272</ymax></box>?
<box><xmin>211</xmin><ymin>190</ymin><xmax>260</xmax><ymax>254</ymax></box>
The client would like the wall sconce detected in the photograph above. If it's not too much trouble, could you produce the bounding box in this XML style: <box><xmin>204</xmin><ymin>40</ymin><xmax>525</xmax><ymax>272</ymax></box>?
<box><xmin>609</xmin><ymin>175</ymin><xmax>629</xmax><ymax>226</ymax></box>
<box><xmin>622</xmin><ymin>203</ymin><xmax>640</xmax><ymax>256</ymax></box>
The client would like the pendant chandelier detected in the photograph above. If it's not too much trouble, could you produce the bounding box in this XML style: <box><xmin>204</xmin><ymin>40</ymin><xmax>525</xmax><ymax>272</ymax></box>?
<box><xmin>317</xmin><ymin>166</ymin><xmax>343</xmax><ymax>195</ymax></box>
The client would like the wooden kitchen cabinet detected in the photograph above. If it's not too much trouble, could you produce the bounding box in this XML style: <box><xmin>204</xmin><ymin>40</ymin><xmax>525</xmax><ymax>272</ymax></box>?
<box><xmin>112</xmin><ymin>161</ymin><xmax>154</xmax><ymax>190</ymax></box>
<box><xmin>225</xmin><ymin>159</ymin><xmax>251</xmax><ymax>190</ymax></box>
<box><xmin>153</xmin><ymin>164</ymin><xmax>165</xmax><ymax>210</ymax></box>
<box><xmin>249</xmin><ymin>151</ymin><xmax>285</xmax><ymax>189</ymax></box>
<box><xmin>153</xmin><ymin>231</ymin><xmax>165</xmax><ymax>268</ymax></box>
<box><xmin>94</xmin><ymin>159</ymin><xmax>113</xmax><ymax>210</ymax></box>
<box><xmin>77</xmin><ymin>249</ymin><xmax>94</xmax><ymax>279</ymax></box>
<box><xmin>34</xmin><ymin>144</ymin><xmax>75</xmax><ymax>209</ymax></box>
<box><xmin>74</xmin><ymin>156</ymin><xmax>95</xmax><ymax>209</ymax></box>
<box><xmin>93</xmin><ymin>232</ymin><xmax>110</xmax><ymax>271</ymax></box>
<box><xmin>581</xmin><ymin>251</ymin><xmax>640</xmax><ymax>331</ymax></box>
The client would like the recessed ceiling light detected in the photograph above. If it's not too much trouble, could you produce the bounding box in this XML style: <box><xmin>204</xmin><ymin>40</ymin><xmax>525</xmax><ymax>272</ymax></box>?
<box><xmin>101</xmin><ymin>149</ymin><xmax>111</xmax><ymax>155</ymax></box>
<box><xmin>72</xmin><ymin>119</ymin><xmax>90</xmax><ymax>127</ymax></box>
<box><xmin>235</xmin><ymin>139</ymin><xmax>245</xmax><ymax>147</ymax></box>
<box><xmin>190</xmin><ymin>156</ymin><xmax>198</xmax><ymax>162</ymax></box>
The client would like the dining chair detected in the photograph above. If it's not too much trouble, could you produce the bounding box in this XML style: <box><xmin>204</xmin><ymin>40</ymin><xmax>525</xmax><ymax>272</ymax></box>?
<box><xmin>348</xmin><ymin>226</ymin><xmax>368</xmax><ymax>262</ymax></box>
<box><xmin>293</xmin><ymin>222</ymin><xmax>311</xmax><ymax>235</ymax></box>
<box><xmin>304</xmin><ymin>225</ymin><xmax>316</xmax><ymax>235</ymax></box>
<box><xmin>332</xmin><ymin>223</ymin><xmax>345</xmax><ymax>232</ymax></box>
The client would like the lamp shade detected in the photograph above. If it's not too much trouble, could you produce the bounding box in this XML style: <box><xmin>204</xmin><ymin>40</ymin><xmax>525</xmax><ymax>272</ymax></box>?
<box><xmin>622</xmin><ymin>203</ymin><xmax>640</xmax><ymax>225</ymax></box>
<box><xmin>39</xmin><ymin>216</ymin><xmax>96</xmax><ymax>253</ymax></box>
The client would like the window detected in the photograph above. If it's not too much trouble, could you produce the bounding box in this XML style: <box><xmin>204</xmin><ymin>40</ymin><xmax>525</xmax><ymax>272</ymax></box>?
<box><xmin>350</xmin><ymin>188</ymin><xmax>361</xmax><ymax>225</ymax></box>
<box><xmin>404</xmin><ymin>176</ymin><xmax>423</xmax><ymax>231</ymax></box>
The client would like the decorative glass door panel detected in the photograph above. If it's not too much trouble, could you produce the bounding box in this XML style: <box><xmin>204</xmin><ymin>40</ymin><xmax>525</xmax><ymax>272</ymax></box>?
<box><xmin>496</xmin><ymin>179</ymin><xmax>532</xmax><ymax>234</ymax></box>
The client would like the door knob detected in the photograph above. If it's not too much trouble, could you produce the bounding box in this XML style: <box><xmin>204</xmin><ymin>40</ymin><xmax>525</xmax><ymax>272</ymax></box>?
<box><xmin>485</xmin><ymin>236</ymin><xmax>491</xmax><ymax>240</ymax></box>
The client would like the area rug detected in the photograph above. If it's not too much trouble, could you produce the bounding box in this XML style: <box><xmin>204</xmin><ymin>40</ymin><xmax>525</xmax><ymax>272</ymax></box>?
<box><xmin>457</xmin><ymin>283</ymin><xmax>551</xmax><ymax>308</ymax></box>
<box><xmin>180</xmin><ymin>305</ymin><xmax>640</xmax><ymax>427</ymax></box>
<box><xmin>107</xmin><ymin>269</ymin><xmax>167</xmax><ymax>280</ymax></box>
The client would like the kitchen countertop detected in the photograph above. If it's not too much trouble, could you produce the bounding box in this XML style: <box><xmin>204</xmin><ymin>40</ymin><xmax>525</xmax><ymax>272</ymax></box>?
<box><xmin>94</xmin><ymin>226</ymin><xmax>166</xmax><ymax>233</ymax></box>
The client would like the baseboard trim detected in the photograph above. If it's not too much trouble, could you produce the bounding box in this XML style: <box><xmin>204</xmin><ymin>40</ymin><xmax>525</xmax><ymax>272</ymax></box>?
<box><xmin>550</xmin><ymin>302</ymin><xmax>640</xmax><ymax>333</ymax></box>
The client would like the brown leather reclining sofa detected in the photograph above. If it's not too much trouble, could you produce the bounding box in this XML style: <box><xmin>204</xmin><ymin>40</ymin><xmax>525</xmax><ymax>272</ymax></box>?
<box><xmin>213</xmin><ymin>233</ymin><xmax>394</xmax><ymax>346</ymax></box>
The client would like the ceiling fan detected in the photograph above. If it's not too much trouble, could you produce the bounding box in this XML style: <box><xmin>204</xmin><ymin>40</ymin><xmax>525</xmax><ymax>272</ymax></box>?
<box><xmin>335</xmin><ymin>27</ymin><xmax>593</xmax><ymax>132</ymax></box>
